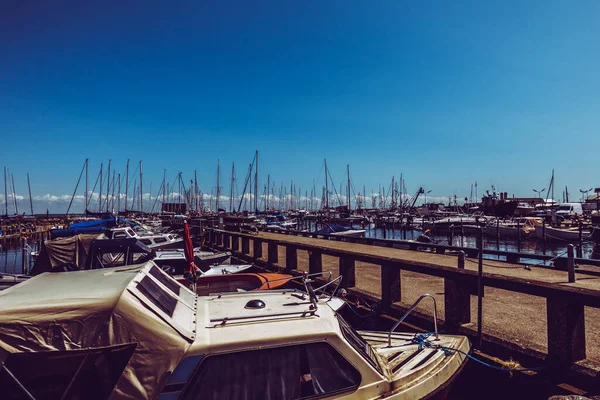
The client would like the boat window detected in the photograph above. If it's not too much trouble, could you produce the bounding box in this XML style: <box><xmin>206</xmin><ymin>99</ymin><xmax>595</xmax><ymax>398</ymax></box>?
<box><xmin>140</xmin><ymin>239</ymin><xmax>152</xmax><ymax>245</ymax></box>
<box><xmin>0</xmin><ymin>343</ymin><xmax>136</xmax><ymax>400</ymax></box>
<box><xmin>155</xmin><ymin>237</ymin><xmax>168</xmax><ymax>244</ymax></box>
<box><xmin>113</xmin><ymin>232</ymin><xmax>127</xmax><ymax>239</ymax></box>
<box><xmin>337</xmin><ymin>315</ymin><xmax>383</xmax><ymax>374</ymax></box>
<box><xmin>149</xmin><ymin>265</ymin><xmax>181</xmax><ymax>296</ymax></box>
<box><xmin>126</xmin><ymin>228</ymin><xmax>136</xmax><ymax>237</ymax></box>
<box><xmin>179</xmin><ymin>342</ymin><xmax>361</xmax><ymax>400</ymax></box>
<box><xmin>137</xmin><ymin>275</ymin><xmax>177</xmax><ymax>317</ymax></box>
<box><xmin>160</xmin><ymin>355</ymin><xmax>205</xmax><ymax>399</ymax></box>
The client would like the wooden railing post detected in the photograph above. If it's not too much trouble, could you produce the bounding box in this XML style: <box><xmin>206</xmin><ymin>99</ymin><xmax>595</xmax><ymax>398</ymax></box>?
<box><xmin>253</xmin><ymin>238</ymin><xmax>263</xmax><ymax>259</ymax></box>
<box><xmin>231</xmin><ymin>234</ymin><xmax>239</xmax><ymax>252</ymax></box>
<box><xmin>309</xmin><ymin>250</ymin><xmax>322</xmax><ymax>274</ymax></box>
<box><xmin>381</xmin><ymin>263</ymin><xmax>401</xmax><ymax>310</ymax></box>
<box><xmin>339</xmin><ymin>256</ymin><xmax>355</xmax><ymax>288</ymax></box>
<box><xmin>567</xmin><ymin>244</ymin><xmax>575</xmax><ymax>283</ymax></box>
<box><xmin>268</xmin><ymin>242</ymin><xmax>278</xmax><ymax>267</ymax></box>
<box><xmin>241</xmin><ymin>236</ymin><xmax>250</xmax><ymax>255</ymax></box>
<box><xmin>547</xmin><ymin>296</ymin><xmax>586</xmax><ymax>364</ymax></box>
<box><xmin>223</xmin><ymin>233</ymin><xmax>230</xmax><ymax>249</ymax></box>
<box><xmin>285</xmin><ymin>245</ymin><xmax>297</xmax><ymax>273</ymax></box>
<box><xmin>444</xmin><ymin>276</ymin><xmax>471</xmax><ymax>332</ymax></box>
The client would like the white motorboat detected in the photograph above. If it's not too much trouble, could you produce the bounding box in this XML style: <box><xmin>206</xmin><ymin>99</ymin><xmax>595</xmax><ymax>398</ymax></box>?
<box><xmin>106</xmin><ymin>227</ymin><xmax>183</xmax><ymax>249</ymax></box>
<box><xmin>484</xmin><ymin>217</ymin><xmax>542</xmax><ymax>239</ymax></box>
<box><xmin>153</xmin><ymin>248</ymin><xmax>251</xmax><ymax>276</ymax></box>
<box><xmin>422</xmin><ymin>216</ymin><xmax>486</xmax><ymax>234</ymax></box>
<box><xmin>314</xmin><ymin>224</ymin><xmax>366</xmax><ymax>238</ymax></box>
<box><xmin>0</xmin><ymin>264</ymin><xmax>471</xmax><ymax>399</ymax></box>
<box><xmin>534</xmin><ymin>225</ymin><xmax>593</xmax><ymax>242</ymax></box>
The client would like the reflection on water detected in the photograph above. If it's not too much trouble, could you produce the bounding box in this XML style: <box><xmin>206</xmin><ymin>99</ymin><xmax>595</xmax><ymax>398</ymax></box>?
<box><xmin>0</xmin><ymin>242</ymin><xmax>41</xmax><ymax>274</ymax></box>
<box><xmin>363</xmin><ymin>225</ymin><xmax>597</xmax><ymax>264</ymax></box>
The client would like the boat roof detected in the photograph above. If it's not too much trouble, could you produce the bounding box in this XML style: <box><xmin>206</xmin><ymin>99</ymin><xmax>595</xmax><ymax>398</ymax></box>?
<box><xmin>190</xmin><ymin>290</ymin><xmax>344</xmax><ymax>355</ymax></box>
<box><xmin>0</xmin><ymin>261</ymin><xmax>195</xmax><ymax>399</ymax></box>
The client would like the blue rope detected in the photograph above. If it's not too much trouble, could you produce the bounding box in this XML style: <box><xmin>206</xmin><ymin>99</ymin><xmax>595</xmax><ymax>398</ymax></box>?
<box><xmin>410</xmin><ymin>333</ymin><xmax>546</xmax><ymax>373</ymax></box>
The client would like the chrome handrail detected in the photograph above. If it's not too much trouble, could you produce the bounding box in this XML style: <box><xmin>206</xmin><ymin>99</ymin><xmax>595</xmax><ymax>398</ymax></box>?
<box><xmin>387</xmin><ymin>293</ymin><xmax>439</xmax><ymax>347</ymax></box>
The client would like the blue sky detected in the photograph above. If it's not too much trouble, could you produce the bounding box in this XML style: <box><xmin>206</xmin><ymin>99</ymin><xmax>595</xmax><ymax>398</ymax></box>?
<box><xmin>1</xmin><ymin>1</ymin><xmax>600</xmax><ymax>212</ymax></box>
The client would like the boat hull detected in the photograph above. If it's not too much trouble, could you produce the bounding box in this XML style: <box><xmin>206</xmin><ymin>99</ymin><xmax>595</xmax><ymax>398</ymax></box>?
<box><xmin>535</xmin><ymin>226</ymin><xmax>592</xmax><ymax>242</ymax></box>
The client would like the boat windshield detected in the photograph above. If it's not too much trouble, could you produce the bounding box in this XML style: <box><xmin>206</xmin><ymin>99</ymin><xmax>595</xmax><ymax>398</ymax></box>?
<box><xmin>337</xmin><ymin>314</ymin><xmax>383</xmax><ymax>374</ymax></box>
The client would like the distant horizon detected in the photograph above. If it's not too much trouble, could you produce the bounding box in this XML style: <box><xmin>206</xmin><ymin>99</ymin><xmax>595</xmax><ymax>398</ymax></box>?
<box><xmin>3</xmin><ymin>1</ymin><xmax>600</xmax><ymax>209</ymax></box>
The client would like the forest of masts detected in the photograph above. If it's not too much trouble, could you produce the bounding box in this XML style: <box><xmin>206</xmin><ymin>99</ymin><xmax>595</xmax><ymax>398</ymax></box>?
<box><xmin>3</xmin><ymin>151</ymin><xmax>453</xmax><ymax>216</ymax></box>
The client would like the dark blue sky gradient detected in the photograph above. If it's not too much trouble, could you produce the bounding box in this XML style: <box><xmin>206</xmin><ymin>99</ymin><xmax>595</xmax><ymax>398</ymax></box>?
<box><xmin>2</xmin><ymin>0</ymin><xmax>600</xmax><ymax>207</ymax></box>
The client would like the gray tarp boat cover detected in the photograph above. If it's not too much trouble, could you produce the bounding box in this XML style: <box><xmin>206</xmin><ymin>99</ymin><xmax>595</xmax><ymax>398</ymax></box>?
<box><xmin>0</xmin><ymin>262</ymin><xmax>195</xmax><ymax>399</ymax></box>
<box><xmin>30</xmin><ymin>234</ymin><xmax>104</xmax><ymax>275</ymax></box>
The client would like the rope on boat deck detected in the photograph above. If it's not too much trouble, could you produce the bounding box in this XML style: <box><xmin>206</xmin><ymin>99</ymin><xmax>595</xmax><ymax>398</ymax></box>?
<box><xmin>410</xmin><ymin>332</ymin><xmax>546</xmax><ymax>376</ymax></box>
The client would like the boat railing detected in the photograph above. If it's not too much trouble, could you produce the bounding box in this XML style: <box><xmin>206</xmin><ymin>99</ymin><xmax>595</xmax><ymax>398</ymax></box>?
<box><xmin>387</xmin><ymin>293</ymin><xmax>439</xmax><ymax>347</ymax></box>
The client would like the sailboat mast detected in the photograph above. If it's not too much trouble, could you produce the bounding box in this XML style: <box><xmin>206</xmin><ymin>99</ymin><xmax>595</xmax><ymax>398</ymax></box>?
<box><xmin>324</xmin><ymin>159</ymin><xmax>329</xmax><ymax>209</ymax></box>
<box><xmin>106</xmin><ymin>159</ymin><xmax>111</xmax><ymax>212</ymax></box>
<box><xmin>11</xmin><ymin>173</ymin><xmax>18</xmax><ymax>214</ymax></box>
<box><xmin>216</xmin><ymin>159</ymin><xmax>221</xmax><ymax>211</ymax></box>
<box><xmin>111</xmin><ymin>171</ymin><xmax>116</xmax><ymax>212</ymax></box>
<box><xmin>230</xmin><ymin>162</ymin><xmax>235</xmax><ymax>212</ymax></box>
<box><xmin>98</xmin><ymin>163</ymin><xmax>103</xmax><ymax>211</ymax></box>
<box><xmin>139</xmin><ymin>161</ymin><xmax>143</xmax><ymax>215</ymax></box>
<box><xmin>267</xmin><ymin>174</ymin><xmax>270</xmax><ymax>210</ymax></box>
<box><xmin>84</xmin><ymin>159</ymin><xmax>88</xmax><ymax>216</ymax></box>
<box><xmin>195</xmin><ymin>169</ymin><xmax>198</xmax><ymax>211</ymax></box>
<box><xmin>3</xmin><ymin>167</ymin><xmax>7</xmax><ymax>216</ymax></box>
<box><xmin>254</xmin><ymin>150</ymin><xmax>258</xmax><ymax>213</ymax></box>
<box><xmin>27</xmin><ymin>173</ymin><xmax>33</xmax><ymax>215</ymax></box>
<box><xmin>162</xmin><ymin>169</ymin><xmax>166</xmax><ymax>212</ymax></box>
<box><xmin>125</xmin><ymin>159</ymin><xmax>129</xmax><ymax>211</ymax></box>
<box><xmin>117</xmin><ymin>173</ymin><xmax>121</xmax><ymax>213</ymax></box>
<box><xmin>347</xmin><ymin>165</ymin><xmax>351</xmax><ymax>210</ymax></box>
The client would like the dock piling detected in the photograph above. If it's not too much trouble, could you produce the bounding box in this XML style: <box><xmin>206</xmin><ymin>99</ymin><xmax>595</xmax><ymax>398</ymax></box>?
<box><xmin>568</xmin><ymin>244</ymin><xmax>575</xmax><ymax>283</ymax></box>
<box><xmin>284</xmin><ymin>245</ymin><xmax>297</xmax><ymax>273</ymax></box>
<box><xmin>381</xmin><ymin>263</ymin><xmax>401</xmax><ymax>311</ymax></box>
<box><xmin>339</xmin><ymin>256</ymin><xmax>355</xmax><ymax>288</ymax></box>
<box><xmin>253</xmin><ymin>238</ymin><xmax>262</xmax><ymax>259</ymax></box>
<box><xmin>267</xmin><ymin>242</ymin><xmax>278</xmax><ymax>267</ymax></box>
<box><xmin>308</xmin><ymin>250</ymin><xmax>322</xmax><ymax>274</ymax></box>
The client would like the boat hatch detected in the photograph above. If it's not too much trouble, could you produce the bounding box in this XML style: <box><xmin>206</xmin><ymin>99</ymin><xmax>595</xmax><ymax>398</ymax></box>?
<box><xmin>128</xmin><ymin>264</ymin><xmax>197</xmax><ymax>341</ymax></box>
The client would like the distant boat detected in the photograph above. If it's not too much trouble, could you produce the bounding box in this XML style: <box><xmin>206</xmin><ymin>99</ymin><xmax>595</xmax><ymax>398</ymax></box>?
<box><xmin>534</xmin><ymin>225</ymin><xmax>593</xmax><ymax>242</ymax></box>
<box><xmin>484</xmin><ymin>217</ymin><xmax>542</xmax><ymax>239</ymax></box>
<box><xmin>314</xmin><ymin>224</ymin><xmax>366</xmax><ymax>238</ymax></box>
<box><xmin>422</xmin><ymin>216</ymin><xmax>485</xmax><ymax>234</ymax></box>
<box><xmin>106</xmin><ymin>226</ymin><xmax>183</xmax><ymax>249</ymax></box>
<box><xmin>153</xmin><ymin>249</ymin><xmax>232</xmax><ymax>275</ymax></box>
<box><xmin>514</xmin><ymin>203</ymin><xmax>536</xmax><ymax>217</ymax></box>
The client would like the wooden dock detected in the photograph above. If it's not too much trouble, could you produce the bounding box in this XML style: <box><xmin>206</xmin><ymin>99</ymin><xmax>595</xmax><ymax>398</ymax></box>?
<box><xmin>206</xmin><ymin>228</ymin><xmax>600</xmax><ymax>389</ymax></box>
